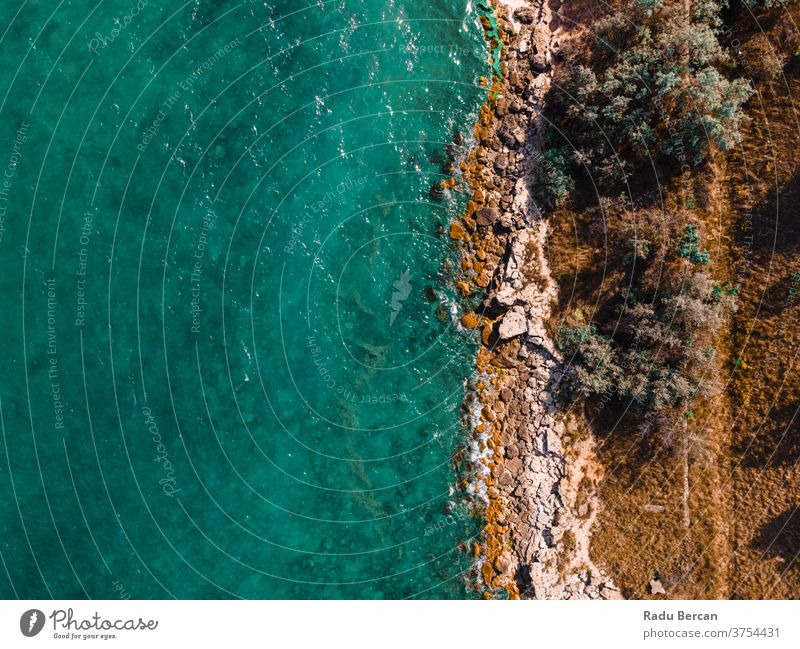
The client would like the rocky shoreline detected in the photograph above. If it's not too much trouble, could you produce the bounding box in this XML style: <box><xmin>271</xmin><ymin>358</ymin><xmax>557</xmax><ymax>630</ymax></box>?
<box><xmin>450</xmin><ymin>0</ymin><xmax>620</xmax><ymax>599</ymax></box>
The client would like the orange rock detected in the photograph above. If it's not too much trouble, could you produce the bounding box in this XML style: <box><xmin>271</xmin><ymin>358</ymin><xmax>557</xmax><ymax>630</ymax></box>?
<box><xmin>475</xmin><ymin>270</ymin><xmax>491</xmax><ymax>287</ymax></box>
<box><xmin>481</xmin><ymin>324</ymin><xmax>493</xmax><ymax>346</ymax></box>
<box><xmin>481</xmin><ymin>561</ymin><xmax>494</xmax><ymax>585</ymax></box>
<box><xmin>449</xmin><ymin>222</ymin><xmax>466</xmax><ymax>240</ymax></box>
<box><xmin>477</xmin><ymin>348</ymin><xmax>492</xmax><ymax>367</ymax></box>
<box><xmin>455</xmin><ymin>280</ymin><xmax>472</xmax><ymax>297</ymax></box>
<box><xmin>460</xmin><ymin>257</ymin><xmax>473</xmax><ymax>271</ymax></box>
<box><xmin>461</xmin><ymin>311</ymin><xmax>480</xmax><ymax>329</ymax></box>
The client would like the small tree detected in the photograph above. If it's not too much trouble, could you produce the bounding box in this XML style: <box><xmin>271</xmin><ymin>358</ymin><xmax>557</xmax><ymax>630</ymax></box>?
<box><xmin>550</xmin><ymin>1</ymin><xmax>752</xmax><ymax>184</ymax></box>
<box><xmin>533</xmin><ymin>144</ymin><xmax>575</xmax><ymax>209</ymax></box>
<box><xmin>558</xmin><ymin>218</ymin><xmax>737</xmax><ymax>441</ymax></box>
<box><xmin>557</xmin><ymin>325</ymin><xmax>621</xmax><ymax>395</ymax></box>
<box><xmin>677</xmin><ymin>224</ymin><xmax>711</xmax><ymax>264</ymax></box>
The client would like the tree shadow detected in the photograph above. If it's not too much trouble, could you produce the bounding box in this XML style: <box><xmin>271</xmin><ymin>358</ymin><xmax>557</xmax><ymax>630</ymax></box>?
<box><xmin>734</xmin><ymin>402</ymin><xmax>800</xmax><ymax>469</ymax></box>
<box><xmin>753</xmin><ymin>506</ymin><xmax>800</xmax><ymax>569</ymax></box>
<box><xmin>735</xmin><ymin>172</ymin><xmax>800</xmax><ymax>261</ymax></box>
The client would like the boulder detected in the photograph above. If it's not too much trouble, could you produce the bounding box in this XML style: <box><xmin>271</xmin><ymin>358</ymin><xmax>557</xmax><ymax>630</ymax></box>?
<box><xmin>513</xmin><ymin>7</ymin><xmax>536</xmax><ymax>24</ymax></box>
<box><xmin>499</xmin><ymin>212</ymin><xmax>515</xmax><ymax>229</ymax></box>
<box><xmin>475</xmin><ymin>207</ymin><xmax>500</xmax><ymax>227</ymax></box>
<box><xmin>498</xmin><ymin>306</ymin><xmax>528</xmax><ymax>339</ymax></box>
<box><xmin>461</xmin><ymin>311</ymin><xmax>480</xmax><ymax>329</ymax></box>
<box><xmin>449</xmin><ymin>221</ymin><xmax>467</xmax><ymax>240</ymax></box>
<box><xmin>494</xmin><ymin>553</ymin><xmax>512</xmax><ymax>574</ymax></box>
<box><xmin>475</xmin><ymin>270</ymin><xmax>492</xmax><ymax>288</ymax></box>
<box><xmin>506</xmin><ymin>457</ymin><xmax>523</xmax><ymax>475</ymax></box>
<box><xmin>481</xmin><ymin>323</ymin><xmax>493</xmax><ymax>346</ymax></box>
<box><xmin>498</xmin><ymin>469</ymin><xmax>514</xmax><ymax>487</ymax></box>
<box><xmin>530</xmin><ymin>24</ymin><xmax>552</xmax><ymax>71</ymax></box>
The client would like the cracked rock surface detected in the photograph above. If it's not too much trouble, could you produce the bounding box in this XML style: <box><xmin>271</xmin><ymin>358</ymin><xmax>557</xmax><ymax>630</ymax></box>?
<box><xmin>464</xmin><ymin>0</ymin><xmax>620</xmax><ymax>600</ymax></box>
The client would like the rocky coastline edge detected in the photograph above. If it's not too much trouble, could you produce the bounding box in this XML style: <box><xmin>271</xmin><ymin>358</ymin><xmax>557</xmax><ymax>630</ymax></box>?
<box><xmin>447</xmin><ymin>0</ymin><xmax>621</xmax><ymax>600</ymax></box>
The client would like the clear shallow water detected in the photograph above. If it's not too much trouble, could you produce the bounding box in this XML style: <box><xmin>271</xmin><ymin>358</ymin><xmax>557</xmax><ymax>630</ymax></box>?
<box><xmin>0</xmin><ymin>0</ymin><xmax>488</xmax><ymax>598</ymax></box>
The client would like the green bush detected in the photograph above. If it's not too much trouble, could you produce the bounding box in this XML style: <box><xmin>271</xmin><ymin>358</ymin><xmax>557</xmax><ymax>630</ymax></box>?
<box><xmin>551</xmin><ymin>1</ymin><xmax>752</xmax><ymax>185</ymax></box>
<box><xmin>677</xmin><ymin>224</ymin><xmax>711</xmax><ymax>264</ymax></box>
<box><xmin>557</xmin><ymin>325</ymin><xmax>621</xmax><ymax>395</ymax></box>
<box><xmin>558</xmin><ymin>219</ymin><xmax>737</xmax><ymax>431</ymax></box>
<box><xmin>533</xmin><ymin>145</ymin><xmax>575</xmax><ymax>209</ymax></box>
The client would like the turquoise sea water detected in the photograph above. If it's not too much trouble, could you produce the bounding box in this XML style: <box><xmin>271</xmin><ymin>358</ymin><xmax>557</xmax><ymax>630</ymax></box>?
<box><xmin>0</xmin><ymin>0</ymin><xmax>489</xmax><ymax>598</ymax></box>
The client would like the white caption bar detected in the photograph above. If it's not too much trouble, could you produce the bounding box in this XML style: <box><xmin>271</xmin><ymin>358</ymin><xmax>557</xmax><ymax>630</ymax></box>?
<box><xmin>0</xmin><ymin>600</ymin><xmax>798</xmax><ymax>648</ymax></box>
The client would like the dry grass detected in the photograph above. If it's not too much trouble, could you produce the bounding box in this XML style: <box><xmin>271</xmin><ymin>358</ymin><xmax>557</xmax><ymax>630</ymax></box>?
<box><xmin>545</xmin><ymin>175</ymin><xmax>735</xmax><ymax>598</ymax></box>
<box><xmin>537</xmin><ymin>0</ymin><xmax>800</xmax><ymax>600</ymax></box>
<box><xmin>725</xmin><ymin>67</ymin><xmax>800</xmax><ymax>601</ymax></box>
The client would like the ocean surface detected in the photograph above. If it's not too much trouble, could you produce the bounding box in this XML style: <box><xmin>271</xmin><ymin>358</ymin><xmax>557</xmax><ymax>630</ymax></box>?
<box><xmin>0</xmin><ymin>0</ymin><xmax>489</xmax><ymax>598</ymax></box>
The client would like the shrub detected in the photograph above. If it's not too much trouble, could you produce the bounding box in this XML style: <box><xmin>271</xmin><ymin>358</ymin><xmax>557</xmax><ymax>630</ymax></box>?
<box><xmin>557</xmin><ymin>325</ymin><xmax>621</xmax><ymax>395</ymax></box>
<box><xmin>550</xmin><ymin>1</ymin><xmax>752</xmax><ymax>185</ymax></box>
<box><xmin>677</xmin><ymin>224</ymin><xmax>711</xmax><ymax>264</ymax></box>
<box><xmin>559</xmin><ymin>218</ymin><xmax>736</xmax><ymax>435</ymax></box>
<box><xmin>741</xmin><ymin>33</ymin><xmax>788</xmax><ymax>84</ymax></box>
<box><xmin>533</xmin><ymin>144</ymin><xmax>575</xmax><ymax>209</ymax></box>
<box><xmin>660</xmin><ymin>67</ymin><xmax>752</xmax><ymax>164</ymax></box>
